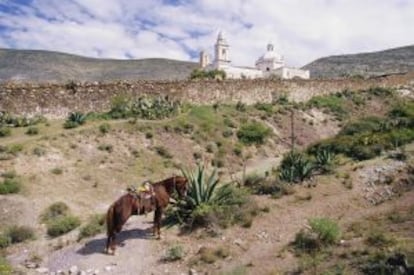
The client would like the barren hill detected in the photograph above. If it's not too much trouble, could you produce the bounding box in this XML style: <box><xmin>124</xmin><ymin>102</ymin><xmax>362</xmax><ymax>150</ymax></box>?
<box><xmin>303</xmin><ymin>44</ymin><xmax>414</xmax><ymax>78</ymax></box>
<box><xmin>0</xmin><ymin>48</ymin><xmax>198</xmax><ymax>83</ymax></box>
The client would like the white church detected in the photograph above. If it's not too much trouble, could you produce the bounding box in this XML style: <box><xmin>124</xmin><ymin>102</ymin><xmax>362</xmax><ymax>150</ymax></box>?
<box><xmin>199</xmin><ymin>32</ymin><xmax>310</xmax><ymax>79</ymax></box>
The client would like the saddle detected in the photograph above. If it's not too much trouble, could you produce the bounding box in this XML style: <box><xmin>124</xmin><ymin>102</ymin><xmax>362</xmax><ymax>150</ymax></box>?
<box><xmin>127</xmin><ymin>181</ymin><xmax>156</xmax><ymax>215</ymax></box>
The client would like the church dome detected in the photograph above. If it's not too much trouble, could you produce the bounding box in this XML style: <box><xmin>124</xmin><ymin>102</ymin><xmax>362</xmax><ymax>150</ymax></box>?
<box><xmin>257</xmin><ymin>43</ymin><xmax>283</xmax><ymax>62</ymax></box>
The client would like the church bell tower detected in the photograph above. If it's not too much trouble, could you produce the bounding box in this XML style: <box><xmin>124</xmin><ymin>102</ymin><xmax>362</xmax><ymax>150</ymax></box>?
<box><xmin>214</xmin><ymin>31</ymin><xmax>231</xmax><ymax>69</ymax></box>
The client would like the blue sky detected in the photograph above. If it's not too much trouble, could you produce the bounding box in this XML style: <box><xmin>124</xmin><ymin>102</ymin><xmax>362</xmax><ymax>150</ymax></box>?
<box><xmin>0</xmin><ymin>0</ymin><xmax>413</xmax><ymax>66</ymax></box>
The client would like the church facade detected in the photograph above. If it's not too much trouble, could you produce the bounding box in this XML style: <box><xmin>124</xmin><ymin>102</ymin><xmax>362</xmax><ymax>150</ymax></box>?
<box><xmin>199</xmin><ymin>32</ymin><xmax>310</xmax><ymax>79</ymax></box>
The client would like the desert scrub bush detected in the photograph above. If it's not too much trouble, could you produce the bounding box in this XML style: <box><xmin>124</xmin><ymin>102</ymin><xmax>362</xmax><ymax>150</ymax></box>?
<box><xmin>197</xmin><ymin>246</ymin><xmax>230</xmax><ymax>264</ymax></box>
<box><xmin>47</xmin><ymin>216</ymin><xmax>81</xmax><ymax>237</ymax></box>
<box><xmin>50</xmin><ymin>167</ymin><xmax>63</xmax><ymax>175</ymax></box>
<box><xmin>4</xmin><ymin>225</ymin><xmax>35</xmax><ymax>244</ymax></box>
<box><xmin>339</xmin><ymin>116</ymin><xmax>384</xmax><ymax>136</ymax></box>
<box><xmin>63</xmin><ymin>112</ymin><xmax>87</xmax><ymax>129</ymax></box>
<box><xmin>0</xmin><ymin>234</ymin><xmax>10</xmax><ymax>248</ymax></box>
<box><xmin>25</xmin><ymin>126</ymin><xmax>39</xmax><ymax>135</ymax></box>
<box><xmin>293</xmin><ymin>218</ymin><xmax>341</xmax><ymax>253</ymax></box>
<box><xmin>97</xmin><ymin>144</ymin><xmax>113</xmax><ymax>153</ymax></box>
<box><xmin>279</xmin><ymin>151</ymin><xmax>315</xmax><ymax>183</ymax></box>
<box><xmin>190</xmin><ymin>69</ymin><xmax>226</xmax><ymax>80</ymax></box>
<box><xmin>41</xmin><ymin>202</ymin><xmax>79</xmax><ymax>237</ymax></box>
<box><xmin>0</xmin><ymin>178</ymin><xmax>21</xmax><ymax>194</ymax></box>
<box><xmin>99</xmin><ymin>123</ymin><xmax>111</xmax><ymax>134</ymax></box>
<box><xmin>254</xmin><ymin>102</ymin><xmax>274</xmax><ymax>114</ymax></box>
<box><xmin>78</xmin><ymin>214</ymin><xmax>105</xmax><ymax>240</ymax></box>
<box><xmin>365</xmin><ymin>231</ymin><xmax>396</xmax><ymax>248</ymax></box>
<box><xmin>308</xmin><ymin>94</ymin><xmax>347</xmax><ymax>119</ymax></box>
<box><xmin>0</xmin><ymin>127</ymin><xmax>11</xmax><ymax>137</ymax></box>
<box><xmin>367</xmin><ymin>86</ymin><xmax>394</xmax><ymax>97</ymax></box>
<box><xmin>0</xmin><ymin>256</ymin><xmax>12</xmax><ymax>274</ymax></box>
<box><xmin>40</xmin><ymin>202</ymin><xmax>70</xmax><ymax>224</ymax></box>
<box><xmin>154</xmin><ymin>146</ymin><xmax>172</xmax><ymax>159</ymax></box>
<box><xmin>32</xmin><ymin>146</ymin><xmax>46</xmax><ymax>156</ymax></box>
<box><xmin>162</xmin><ymin>244</ymin><xmax>184</xmax><ymax>262</ymax></box>
<box><xmin>237</xmin><ymin>121</ymin><xmax>271</xmax><ymax>145</ymax></box>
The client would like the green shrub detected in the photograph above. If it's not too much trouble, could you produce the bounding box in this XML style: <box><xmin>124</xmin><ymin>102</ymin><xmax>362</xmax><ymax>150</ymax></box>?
<box><xmin>0</xmin><ymin>127</ymin><xmax>11</xmax><ymax>137</ymax></box>
<box><xmin>108</xmin><ymin>95</ymin><xmax>131</xmax><ymax>119</ymax></box>
<box><xmin>1</xmin><ymin>171</ymin><xmax>16</xmax><ymax>179</ymax></box>
<box><xmin>0</xmin><ymin>256</ymin><xmax>12</xmax><ymax>274</ymax></box>
<box><xmin>365</xmin><ymin>231</ymin><xmax>396</xmax><ymax>248</ymax></box>
<box><xmin>40</xmin><ymin>202</ymin><xmax>70</xmax><ymax>224</ymax></box>
<box><xmin>367</xmin><ymin>87</ymin><xmax>394</xmax><ymax>97</ymax></box>
<box><xmin>0</xmin><ymin>234</ymin><xmax>11</xmax><ymax>248</ymax></box>
<box><xmin>222</xmin><ymin>129</ymin><xmax>233</xmax><ymax>138</ymax></box>
<box><xmin>99</xmin><ymin>123</ymin><xmax>111</xmax><ymax>134</ymax></box>
<box><xmin>339</xmin><ymin>117</ymin><xmax>384</xmax><ymax>136</ymax></box>
<box><xmin>33</xmin><ymin>147</ymin><xmax>46</xmax><ymax>156</ymax></box>
<box><xmin>254</xmin><ymin>103</ymin><xmax>273</xmax><ymax>113</ymax></box>
<box><xmin>50</xmin><ymin>167</ymin><xmax>63</xmax><ymax>175</ymax></box>
<box><xmin>308</xmin><ymin>94</ymin><xmax>346</xmax><ymax>119</ymax></box>
<box><xmin>25</xmin><ymin>126</ymin><xmax>39</xmax><ymax>135</ymax></box>
<box><xmin>293</xmin><ymin>218</ymin><xmax>341</xmax><ymax>253</ymax></box>
<box><xmin>78</xmin><ymin>214</ymin><xmax>105</xmax><ymax>240</ymax></box>
<box><xmin>7</xmin><ymin>144</ymin><xmax>23</xmax><ymax>155</ymax></box>
<box><xmin>154</xmin><ymin>146</ymin><xmax>172</xmax><ymax>158</ymax></box>
<box><xmin>97</xmin><ymin>144</ymin><xmax>113</xmax><ymax>153</ymax></box>
<box><xmin>163</xmin><ymin>244</ymin><xmax>184</xmax><ymax>262</ymax></box>
<box><xmin>309</xmin><ymin>218</ymin><xmax>341</xmax><ymax>245</ymax></box>
<box><xmin>0</xmin><ymin>178</ymin><xmax>21</xmax><ymax>194</ymax></box>
<box><xmin>5</xmin><ymin>225</ymin><xmax>35</xmax><ymax>243</ymax></box>
<box><xmin>47</xmin><ymin>215</ymin><xmax>81</xmax><ymax>237</ymax></box>
<box><xmin>237</xmin><ymin>121</ymin><xmax>271</xmax><ymax>145</ymax></box>
<box><xmin>190</xmin><ymin>69</ymin><xmax>226</xmax><ymax>80</ymax></box>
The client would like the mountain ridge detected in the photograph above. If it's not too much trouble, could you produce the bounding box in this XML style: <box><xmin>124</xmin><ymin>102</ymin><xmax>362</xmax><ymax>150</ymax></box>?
<box><xmin>0</xmin><ymin>48</ymin><xmax>198</xmax><ymax>83</ymax></box>
<box><xmin>302</xmin><ymin>44</ymin><xmax>414</xmax><ymax>78</ymax></box>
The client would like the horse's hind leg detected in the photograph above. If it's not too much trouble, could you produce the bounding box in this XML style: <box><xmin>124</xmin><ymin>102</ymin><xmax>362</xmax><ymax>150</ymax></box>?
<box><xmin>154</xmin><ymin>207</ymin><xmax>162</xmax><ymax>239</ymax></box>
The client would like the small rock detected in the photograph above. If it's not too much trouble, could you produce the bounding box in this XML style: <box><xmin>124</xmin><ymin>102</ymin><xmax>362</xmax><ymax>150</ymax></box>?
<box><xmin>93</xmin><ymin>269</ymin><xmax>100</xmax><ymax>275</ymax></box>
<box><xmin>35</xmin><ymin>267</ymin><xmax>49</xmax><ymax>274</ymax></box>
<box><xmin>25</xmin><ymin>262</ymin><xmax>39</xmax><ymax>269</ymax></box>
<box><xmin>104</xmin><ymin>266</ymin><xmax>112</xmax><ymax>272</ymax></box>
<box><xmin>56</xmin><ymin>270</ymin><xmax>64</xmax><ymax>274</ymax></box>
<box><xmin>233</xmin><ymin>238</ymin><xmax>244</xmax><ymax>246</ymax></box>
<box><xmin>86</xmin><ymin>269</ymin><xmax>93</xmax><ymax>273</ymax></box>
<box><xmin>69</xmin><ymin>266</ymin><xmax>79</xmax><ymax>274</ymax></box>
<box><xmin>79</xmin><ymin>271</ymin><xmax>87</xmax><ymax>275</ymax></box>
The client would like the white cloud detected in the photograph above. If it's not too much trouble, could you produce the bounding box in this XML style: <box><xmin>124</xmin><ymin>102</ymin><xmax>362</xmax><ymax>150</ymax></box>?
<box><xmin>0</xmin><ymin>0</ymin><xmax>413</xmax><ymax>66</ymax></box>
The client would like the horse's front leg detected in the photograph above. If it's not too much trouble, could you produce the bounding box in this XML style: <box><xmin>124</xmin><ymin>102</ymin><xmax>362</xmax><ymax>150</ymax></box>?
<box><xmin>153</xmin><ymin>207</ymin><xmax>162</xmax><ymax>239</ymax></box>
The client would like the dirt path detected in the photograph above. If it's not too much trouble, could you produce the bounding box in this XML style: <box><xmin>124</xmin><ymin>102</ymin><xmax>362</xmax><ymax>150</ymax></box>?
<box><xmin>44</xmin><ymin>215</ymin><xmax>159</xmax><ymax>275</ymax></box>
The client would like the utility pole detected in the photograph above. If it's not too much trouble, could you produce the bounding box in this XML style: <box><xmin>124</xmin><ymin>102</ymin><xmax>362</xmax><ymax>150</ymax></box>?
<box><xmin>290</xmin><ymin>109</ymin><xmax>295</xmax><ymax>152</ymax></box>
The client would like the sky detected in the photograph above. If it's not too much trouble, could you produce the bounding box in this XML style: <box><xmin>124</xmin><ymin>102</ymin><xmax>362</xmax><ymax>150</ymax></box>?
<box><xmin>0</xmin><ymin>0</ymin><xmax>413</xmax><ymax>67</ymax></box>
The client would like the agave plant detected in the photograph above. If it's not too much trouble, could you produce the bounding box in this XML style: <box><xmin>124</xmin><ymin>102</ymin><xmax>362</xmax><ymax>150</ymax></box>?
<box><xmin>63</xmin><ymin>112</ymin><xmax>87</xmax><ymax>129</ymax></box>
<box><xmin>167</xmin><ymin>165</ymin><xmax>236</xmax><ymax>228</ymax></box>
<box><xmin>315</xmin><ymin>148</ymin><xmax>335</xmax><ymax>172</ymax></box>
<box><xmin>279</xmin><ymin>151</ymin><xmax>315</xmax><ymax>183</ymax></box>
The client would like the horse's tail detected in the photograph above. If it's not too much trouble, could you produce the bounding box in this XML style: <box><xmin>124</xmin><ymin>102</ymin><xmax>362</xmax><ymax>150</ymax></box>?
<box><xmin>106</xmin><ymin>204</ymin><xmax>115</xmax><ymax>236</ymax></box>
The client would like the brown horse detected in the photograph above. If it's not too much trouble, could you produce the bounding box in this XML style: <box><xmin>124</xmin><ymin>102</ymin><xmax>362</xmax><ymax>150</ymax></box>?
<box><xmin>105</xmin><ymin>176</ymin><xmax>188</xmax><ymax>254</ymax></box>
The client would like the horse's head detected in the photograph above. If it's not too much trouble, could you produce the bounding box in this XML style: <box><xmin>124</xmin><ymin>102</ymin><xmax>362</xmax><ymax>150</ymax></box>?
<box><xmin>174</xmin><ymin>176</ymin><xmax>188</xmax><ymax>198</ymax></box>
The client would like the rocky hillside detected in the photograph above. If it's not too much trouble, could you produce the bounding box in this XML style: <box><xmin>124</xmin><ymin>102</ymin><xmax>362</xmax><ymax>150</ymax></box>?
<box><xmin>0</xmin><ymin>48</ymin><xmax>198</xmax><ymax>83</ymax></box>
<box><xmin>303</xmin><ymin>45</ymin><xmax>414</xmax><ymax>78</ymax></box>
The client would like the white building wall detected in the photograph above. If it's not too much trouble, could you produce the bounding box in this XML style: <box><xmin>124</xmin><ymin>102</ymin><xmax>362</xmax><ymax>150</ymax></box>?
<box><xmin>223</xmin><ymin>66</ymin><xmax>263</xmax><ymax>79</ymax></box>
